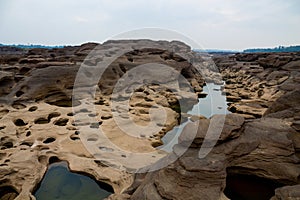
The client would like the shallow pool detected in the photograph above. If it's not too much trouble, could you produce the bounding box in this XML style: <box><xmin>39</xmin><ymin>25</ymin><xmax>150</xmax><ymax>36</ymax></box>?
<box><xmin>34</xmin><ymin>162</ymin><xmax>113</xmax><ymax>200</ymax></box>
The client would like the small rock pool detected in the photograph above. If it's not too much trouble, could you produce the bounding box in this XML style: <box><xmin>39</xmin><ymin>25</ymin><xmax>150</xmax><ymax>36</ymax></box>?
<box><xmin>34</xmin><ymin>162</ymin><xmax>113</xmax><ymax>200</ymax></box>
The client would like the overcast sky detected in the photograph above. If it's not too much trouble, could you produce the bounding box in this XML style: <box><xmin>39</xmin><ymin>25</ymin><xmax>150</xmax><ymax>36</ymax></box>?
<box><xmin>0</xmin><ymin>0</ymin><xmax>299</xmax><ymax>50</ymax></box>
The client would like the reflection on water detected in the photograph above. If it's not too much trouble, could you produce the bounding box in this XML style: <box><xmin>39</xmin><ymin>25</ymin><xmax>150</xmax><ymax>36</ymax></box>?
<box><xmin>34</xmin><ymin>162</ymin><xmax>112</xmax><ymax>200</ymax></box>
<box><xmin>188</xmin><ymin>83</ymin><xmax>230</xmax><ymax>118</ymax></box>
<box><xmin>159</xmin><ymin>120</ymin><xmax>190</xmax><ymax>152</ymax></box>
<box><xmin>159</xmin><ymin>83</ymin><xmax>230</xmax><ymax>152</ymax></box>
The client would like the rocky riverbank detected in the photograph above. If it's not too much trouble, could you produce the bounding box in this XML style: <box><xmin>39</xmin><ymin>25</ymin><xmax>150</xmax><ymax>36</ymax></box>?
<box><xmin>125</xmin><ymin>51</ymin><xmax>300</xmax><ymax>200</ymax></box>
<box><xmin>0</xmin><ymin>40</ymin><xmax>299</xmax><ymax>199</ymax></box>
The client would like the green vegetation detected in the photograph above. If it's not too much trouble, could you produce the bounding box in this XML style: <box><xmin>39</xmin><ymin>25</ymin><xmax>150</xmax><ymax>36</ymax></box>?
<box><xmin>243</xmin><ymin>45</ymin><xmax>300</xmax><ymax>53</ymax></box>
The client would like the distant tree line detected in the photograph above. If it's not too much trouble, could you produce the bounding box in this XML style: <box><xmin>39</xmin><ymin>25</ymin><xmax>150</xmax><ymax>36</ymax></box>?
<box><xmin>193</xmin><ymin>49</ymin><xmax>240</xmax><ymax>54</ymax></box>
<box><xmin>0</xmin><ymin>43</ymin><xmax>64</xmax><ymax>49</ymax></box>
<box><xmin>243</xmin><ymin>45</ymin><xmax>300</xmax><ymax>53</ymax></box>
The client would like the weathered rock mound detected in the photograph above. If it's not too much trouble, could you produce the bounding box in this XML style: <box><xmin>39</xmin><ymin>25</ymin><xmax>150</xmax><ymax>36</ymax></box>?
<box><xmin>0</xmin><ymin>40</ymin><xmax>207</xmax><ymax>200</ymax></box>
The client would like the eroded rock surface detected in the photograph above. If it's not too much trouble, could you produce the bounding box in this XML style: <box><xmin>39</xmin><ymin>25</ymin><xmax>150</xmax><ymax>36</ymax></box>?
<box><xmin>0</xmin><ymin>42</ymin><xmax>299</xmax><ymax>200</ymax></box>
<box><xmin>129</xmin><ymin>115</ymin><xmax>300</xmax><ymax>200</ymax></box>
<box><xmin>126</xmin><ymin>52</ymin><xmax>300</xmax><ymax>200</ymax></box>
<box><xmin>0</xmin><ymin>40</ymin><xmax>207</xmax><ymax>199</ymax></box>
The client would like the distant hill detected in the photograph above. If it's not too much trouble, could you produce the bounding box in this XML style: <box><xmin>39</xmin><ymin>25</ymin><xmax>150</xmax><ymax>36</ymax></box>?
<box><xmin>243</xmin><ymin>45</ymin><xmax>300</xmax><ymax>53</ymax></box>
<box><xmin>0</xmin><ymin>43</ymin><xmax>64</xmax><ymax>49</ymax></box>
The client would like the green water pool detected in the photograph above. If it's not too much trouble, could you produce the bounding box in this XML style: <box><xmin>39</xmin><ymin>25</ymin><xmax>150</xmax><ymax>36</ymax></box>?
<box><xmin>34</xmin><ymin>162</ymin><xmax>113</xmax><ymax>200</ymax></box>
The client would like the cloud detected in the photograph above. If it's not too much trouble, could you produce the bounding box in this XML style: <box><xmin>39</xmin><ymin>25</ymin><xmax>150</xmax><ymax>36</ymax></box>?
<box><xmin>0</xmin><ymin>0</ymin><xmax>299</xmax><ymax>49</ymax></box>
<box><xmin>74</xmin><ymin>16</ymin><xmax>89</xmax><ymax>23</ymax></box>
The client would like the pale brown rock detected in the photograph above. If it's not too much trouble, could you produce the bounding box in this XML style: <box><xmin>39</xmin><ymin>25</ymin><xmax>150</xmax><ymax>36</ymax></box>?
<box><xmin>1</xmin><ymin>44</ymin><xmax>300</xmax><ymax>200</ymax></box>
<box><xmin>0</xmin><ymin>40</ymin><xmax>206</xmax><ymax>199</ymax></box>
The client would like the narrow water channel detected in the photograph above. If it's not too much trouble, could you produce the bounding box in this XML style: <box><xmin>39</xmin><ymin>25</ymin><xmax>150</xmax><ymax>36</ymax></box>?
<box><xmin>159</xmin><ymin>83</ymin><xmax>230</xmax><ymax>152</ymax></box>
<box><xmin>188</xmin><ymin>83</ymin><xmax>230</xmax><ymax>118</ymax></box>
<box><xmin>34</xmin><ymin>162</ymin><xmax>113</xmax><ymax>200</ymax></box>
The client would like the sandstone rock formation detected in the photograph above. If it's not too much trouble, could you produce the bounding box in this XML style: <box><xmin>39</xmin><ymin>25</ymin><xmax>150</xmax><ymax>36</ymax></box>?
<box><xmin>0</xmin><ymin>40</ymin><xmax>206</xmax><ymax>199</ymax></box>
<box><xmin>128</xmin><ymin>115</ymin><xmax>300</xmax><ymax>200</ymax></box>
<box><xmin>0</xmin><ymin>41</ymin><xmax>299</xmax><ymax>200</ymax></box>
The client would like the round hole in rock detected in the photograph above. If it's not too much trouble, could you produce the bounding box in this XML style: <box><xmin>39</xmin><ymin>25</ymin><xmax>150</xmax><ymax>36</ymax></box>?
<box><xmin>48</xmin><ymin>112</ymin><xmax>61</xmax><ymax>121</ymax></box>
<box><xmin>33</xmin><ymin>161</ymin><xmax>113</xmax><ymax>200</ymax></box>
<box><xmin>26</xmin><ymin>131</ymin><xmax>31</xmax><ymax>137</ymax></box>
<box><xmin>46</xmin><ymin>99</ymin><xmax>81</xmax><ymax>107</ymax></box>
<box><xmin>70</xmin><ymin>135</ymin><xmax>80</xmax><ymax>141</ymax></box>
<box><xmin>15</xmin><ymin>90</ymin><xmax>24</xmax><ymax>97</ymax></box>
<box><xmin>0</xmin><ymin>186</ymin><xmax>19</xmax><ymax>200</ymax></box>
<box><xmin>49</xmin><ymin>156</ymin><xmax>61</xmax><ymax>164</ymax></box>
<box><xmin>28</xmin><ymin>106</ymin><xmax>38</xmax><ymax>112</ymax></box>
<box><xmin>34</xmin><ymin>117</ymin><xmax>49</xmax><ymax>124</ymax></box>
<box><xmin>20</xmin><ymin>141</ymin><xmax>33</xmax><ymax>147</ymax></box>
<box><xmin>95</xmin><ymin>99</ymin><xmax>105</xmax><ymax>105</ymax></box>
<box><xmin>1</xmin><ymin>141</ymin><xmax>13</xmax><ymax>149</ymax></box>
<box><xmin>67</xmin><ymin>112</ymin><xmax>74</xmax><ymax>116</ymax></box>
<box><xmin>224</xmin><ymin>171</ymin><xmax>284</xmax><ymax>200</ymax></box>
<box><xmin>54</xmin><ymin>118</ymin><xmax>69</xmax><ymax>126</ymax></box>
<box><xmin>14</xmin><ymin>118</ymin><xmax>27</xmax><ymax>126</ymax></box>
<box><xmin>74</xmin><ymin>131</ymin><xmax>80</xmax><ymax>135</ymax></box>
<box><xmin>101</xmin><ymin>115</ymin><xmax>112</xmax><ymax>120</ymax></box>
<box><xmin>43</xmin><ymin>137</ymin><xmax>56</xmax><ymax>144</ymax></box>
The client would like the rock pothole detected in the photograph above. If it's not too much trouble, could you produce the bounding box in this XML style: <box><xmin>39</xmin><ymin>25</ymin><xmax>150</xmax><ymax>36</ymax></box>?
<box><xmin>20</xmin><ymin>141</ymin><xmax>33</xmax><ymax>148</ymax></box>
<box><xmin>25</xmin><ymin>131</ymin><xmax>31</xmax><ymax>137</ymax></box>
<box><xmin>43</xmin><ymin>137</ymin><xmax>56</xmax><ymax>144</ymax></box>
<box><xmin>34</xmin><ymin>117</ymin><xmax>49</xmax><ymax>124</ymax></box>
<box><xmin>28</xmin><ymin>106</ymin><xmax>38</xmax><ymax>112</ymax></box>
<box><xmin>47</xmin><ymin>112</ymin><xmax>61</xmax><ymax>121</ymax></box>
<box><xmin>70</xmin><ymin>134</ymin><xmax>80</xmax><ymax>141</ymax></box>
<box><xmin>67</xmin><ymin>112</ymin><xmax>74</xmax><ymax>116</ymax></box>
<box><xmin>54</xmin><ymin>118</ymin><xmax>69</xmax><ymax>126</ymax></box>
<box><xmin>13</xmin><ymin>118</ymin><xmax>27</xmax><ymax>126</ymax></box>
<box><xmin>1</xmin><ymin>141</ymin><xmax>14</xmax><ymax>149</ymax></box>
